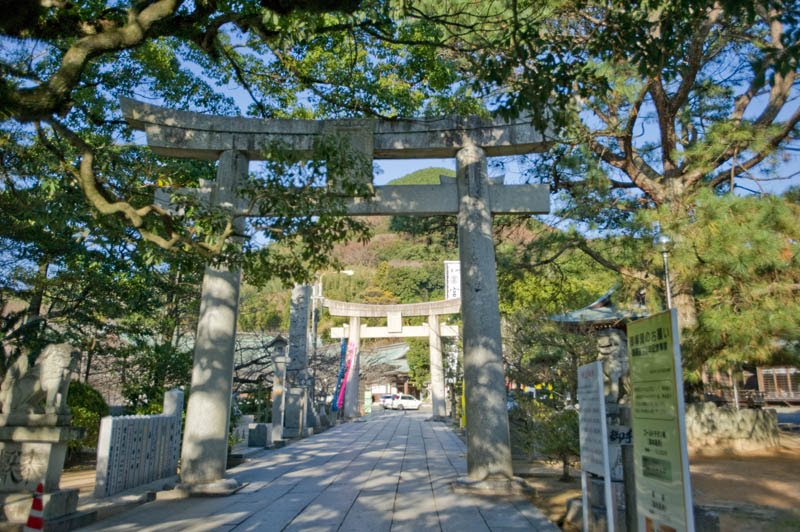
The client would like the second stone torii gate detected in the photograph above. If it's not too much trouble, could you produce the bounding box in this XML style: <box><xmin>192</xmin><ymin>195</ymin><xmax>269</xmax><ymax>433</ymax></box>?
<box><xmin>121</xmin><ymin>98</ymin><xmax>551</xmax><ymax>491</ymax></box>
<box><xmin>326</xmin><ymin>298</ymin><xmax>461</xmax><ymax>418</ymax></box>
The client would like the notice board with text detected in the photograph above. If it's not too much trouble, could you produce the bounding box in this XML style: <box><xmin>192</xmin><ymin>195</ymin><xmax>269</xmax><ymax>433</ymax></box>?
<box><xmin>628</xmin><ymin>309</ymin><xmax>694</xmax><ymax>532</ymax></box>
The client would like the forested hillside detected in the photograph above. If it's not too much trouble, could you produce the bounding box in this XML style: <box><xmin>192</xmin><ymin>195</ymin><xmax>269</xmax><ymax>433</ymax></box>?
<box><xmin>238</xmin><ymin>167</ymin><xmax>462</xmax><ymax>335</ymax></box>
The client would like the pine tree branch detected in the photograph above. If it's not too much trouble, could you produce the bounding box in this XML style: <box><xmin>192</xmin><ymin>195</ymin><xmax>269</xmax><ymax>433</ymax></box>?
<box><xmin>670</xmin><ymin>4</ymin><xmax>722</xmax><ymax>114</ymax></box>
<box><xmin>623</xmin><ymin>83</ymin><xmax>648</xmax><ymax>153</ymax></box>
<box><xmin>731</xmin><ymin>8</ymin><xmax>794</xmax><ymax>125</ymax></box>
<box><xmin>575</xmin><ymin>240</ymin><xmax>653</xmax><ymax>284</ymax></box>
<box><xmin>753</xmin><ymin>8</ymin><xmax>795</xmax><ymax>128</ymax></box>
<box><xmin>752</xmin><ymin>283</ymin><xmax>800</xmax><ymax>297</ymax></box>
<box><xmin>585</xmin><ymin>136</ymin><xmax>665</xmax><ymax>200</ymax></box>
<box><xmin>702</xmin><ymin>104</ymin><xmax>800</xmax><ymax>190</ymax></box>
<box><xmin>648</xmin><ymin>75</ymin><xmax>679</xmax><ymax>181</ymax></box>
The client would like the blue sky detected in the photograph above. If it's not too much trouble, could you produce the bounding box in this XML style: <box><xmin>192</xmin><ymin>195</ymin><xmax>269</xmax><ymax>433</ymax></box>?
<box><xmin>375</xmin><ymin>155</ymin><xmax>800</xmax><ymax>194</ymax></box>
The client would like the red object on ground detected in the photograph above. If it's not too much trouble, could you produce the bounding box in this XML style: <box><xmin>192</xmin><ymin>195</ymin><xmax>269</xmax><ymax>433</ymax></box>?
<box><xmin>23</xmin><ymin>483</ymin><xmax>44</xmax><ymax>531</ymax></box>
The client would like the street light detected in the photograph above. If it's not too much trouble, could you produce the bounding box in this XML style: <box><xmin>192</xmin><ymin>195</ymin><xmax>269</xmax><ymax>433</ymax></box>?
<box><xmin>271</xmin><ymin>334</ymin><xmax>288</xmax><ymax>355</ymax></box>
<box><xmin>269</xmin><ymin>334</ymin><xmax>289</xmax><ymax>431</ymax></box>
<box><xmin>653</xmin><ymin>232</ymin><xmax>674</xmax><ymax>310</ymax></box>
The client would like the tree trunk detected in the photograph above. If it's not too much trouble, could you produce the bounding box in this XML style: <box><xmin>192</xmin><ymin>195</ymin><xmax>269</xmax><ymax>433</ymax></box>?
<box><xmin>83</xmin><ymin>337</ymin><xmax>96</xmax><ymax>383</ymax></box>
<box><xmin>560</xmin><ymin>456</ymin><xmax>571</xmax><ymax>481</ymax></box>
<box><xmin>672</xmin><ymin>282</ymin><xmax>698</xmax><ymax>331</ymax></box>
<box><xmin>165</xmin><ymin>266</ymin><xmax>182</xmax><ymax>347</ymax></box>
<box><xmin>25</xmin><ymin>260</ymin><xmax>49</xmax><ymax>325</ymax></box>
<box><xmin>570</xmin><ymin>350</ymin><xmax>579</xmax><ymax>404</ymax></box>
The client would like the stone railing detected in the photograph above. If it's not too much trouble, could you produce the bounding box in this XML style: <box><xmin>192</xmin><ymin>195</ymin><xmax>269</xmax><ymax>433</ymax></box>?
<box><xmin>94</xmin><ymin>389</ymin><xmax>183</xmax><ymax>497</ymax></box>
<box><xmin>232</xmin><ymin>415</ymin><xmax>254</xmax><ymax>444</ymax></box>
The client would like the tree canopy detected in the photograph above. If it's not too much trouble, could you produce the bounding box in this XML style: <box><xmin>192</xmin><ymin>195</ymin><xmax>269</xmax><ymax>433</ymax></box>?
<box><xmin>491</xmin><ymin>1</ymin><xmax>800</xmax><ymax>325</ymax></box>
<box><xmin>467</xmin><ymin>0</ymin><xmax>800</xmax><ymax>368</ymax></box>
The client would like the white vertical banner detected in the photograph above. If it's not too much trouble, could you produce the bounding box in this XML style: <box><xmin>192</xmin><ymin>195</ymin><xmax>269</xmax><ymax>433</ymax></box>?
<box><xmin>444</xmin><ymin>260</ymin><xmax>461</xmax><ymax>300</ymax></box>
<box><xmin>577</xmin><ymin>361</ymin><xmax>615</xmax><ymax>532</ymax></box>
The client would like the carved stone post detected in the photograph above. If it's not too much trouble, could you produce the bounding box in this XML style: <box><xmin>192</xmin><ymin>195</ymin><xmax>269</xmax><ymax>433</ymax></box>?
<box><xmin>595</xmin><ymin>328</ymin><xmax>633</xmax><ymax>531</ymax></box>
<box><xmin>0</xmin><ymin>343</ymin><xmax>84</xmax><ymax>524</ymax></box>
<box><xmin>285</xmin><ymin>284</ymin><xmax>311</xmax><ymax>438</ymax></box>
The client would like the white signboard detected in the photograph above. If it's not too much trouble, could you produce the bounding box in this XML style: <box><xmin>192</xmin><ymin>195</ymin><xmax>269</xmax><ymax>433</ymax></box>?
<box><xmin>577</xmin><ymin>361</ymin><xmax>615</xmax><ymax>532</ymax></box>
<box><xmin>578</xmin><ymin>361</ymin><xmax>610</xmax><ymax>475</ymax></box>
<box><xmin>444</xmin><ymin>260</ymin><xmax>460</xmax><ymax>300</ymax></box>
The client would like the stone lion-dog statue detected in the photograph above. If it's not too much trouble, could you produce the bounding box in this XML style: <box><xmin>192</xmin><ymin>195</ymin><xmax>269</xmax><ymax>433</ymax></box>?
<box><xmin>596</xmin><ymin>329</ymin><xmax>631</xmax><ymax>404</ymax></box>
<box><xmin>0</xmin><ymin>343</ymin><xmax>80</xmax><ymax>416</ymax></box>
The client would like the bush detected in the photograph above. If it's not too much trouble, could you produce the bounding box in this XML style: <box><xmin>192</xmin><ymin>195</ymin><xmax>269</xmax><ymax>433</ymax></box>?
<box><xmin>67</xmin><ymin>380</ymin><xmax>109</xmax><ymax>456</ymax></box>
<box><xmin>237</xmin><ymin>388</ymin><xmax>271</xmax><ymax>423</ymax></box>
<box><xmin>510</xmin><ymin>398</ymin><xmax>580</xmax><ymax>480</ymax></box>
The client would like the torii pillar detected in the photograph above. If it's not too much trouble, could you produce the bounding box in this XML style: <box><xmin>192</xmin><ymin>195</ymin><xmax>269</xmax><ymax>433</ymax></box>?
<box><xmin>428</xmin><ymin>312</ymin><xmax>446</xmax><ymax>417</ymax></box>
<box><xmin>179</xmin><ymin>151</ymin><xmax>247</xmax><ymax>492</ymax></box>
<box><xmin>457</xmin><ymin>144</ymin><xmax>512</xmax><ymax>481</ymax></box>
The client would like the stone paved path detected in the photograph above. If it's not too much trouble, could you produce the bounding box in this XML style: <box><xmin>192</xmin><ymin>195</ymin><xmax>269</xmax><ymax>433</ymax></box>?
<box><xmin>79</xmin><ymin>410</ymin><xmax>556</xmax><ymax>531</ymax></box>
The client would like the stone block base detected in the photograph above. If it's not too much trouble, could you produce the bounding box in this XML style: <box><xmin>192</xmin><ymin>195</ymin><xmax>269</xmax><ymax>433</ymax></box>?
<box><xmin>226</xmin><ymin>453</ymin><xmax>244</xmax><ymax>469</ymax></box>
<box><xmin>0</xmin><ymin>425</ymin><xmax>83</xmax><ymax>494</ymax></box>
<box><xmin>564</xmin><ymin>496</ymin><xmax>720</xmax><ymax>532</ymax></box>
<box><xmin>564</xmin><ymin>496</ymin><xmax>629</xmax><ymax>532</ymax></box>
<box><xmin>247</xmin><ymin>423</ymin><xmax>272</xmax><ymax>448</ymax></box>
<box><xmin>451</xmin><ymin>476</ymin><xmax>534</xmax><ymax>498</ymax></box>
<box><xmin>40</xmin><ymin>509</ymin><xmax>97</xmax><ymax>532</ymax></box>
<box><xmin>316</xmin><ymin>407</ymin><xmax>330</xmax><ymax>429</ymax></box>
<box><xmin>175</xmin><ymin>478</ymin><xmax>243</xmax><ymax>497</ymax></box>
<box><xmin>0</xmin><ymin>488</ymin><xmax>78</xmax><ymax>523</ymax></box>
<box><xmin>283</xmin><ymin>426</ymin><xmax>315</xmax><ymax>439</ymax></box>
<box><xmin>587</xmin><ymin>477</ymin><xmax>625</xmax><ymax>510</ymax></box>
<box><xmin>270</xmin><ymin>424</ymin><xmax>283</xmax><ymax>442</ymax></box>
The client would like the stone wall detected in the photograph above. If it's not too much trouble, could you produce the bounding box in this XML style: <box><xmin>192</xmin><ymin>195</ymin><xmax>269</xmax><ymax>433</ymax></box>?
<box><xmin>686</xmin><ymin>402</ymin><xmax>779</xmax><ymax>454</ymax></box>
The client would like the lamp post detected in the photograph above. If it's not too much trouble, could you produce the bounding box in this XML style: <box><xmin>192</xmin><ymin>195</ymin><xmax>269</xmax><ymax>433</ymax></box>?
<box><xmin>653</xmin><ymin>232</ymin><xmax>674</xmax><ymax>310</ymax></box>
<box><xmin>270</xmin><ymin>334</ymin><xmax>288</xmax><ymax>438</ymax></box>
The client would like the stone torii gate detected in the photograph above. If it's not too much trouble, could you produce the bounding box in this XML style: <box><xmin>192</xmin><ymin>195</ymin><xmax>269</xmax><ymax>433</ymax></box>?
<box><xmin>121</xmin><ymin>98</ymin><xmax>550</xmax><ymax>492</ymax></box>
<box><xmin>326</xmin><ymin>298</ymin><xmax>461</xmax><ymax>418</ymax></box>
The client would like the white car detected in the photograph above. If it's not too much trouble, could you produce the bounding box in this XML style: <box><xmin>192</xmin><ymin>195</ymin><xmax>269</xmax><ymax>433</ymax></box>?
<box><xmin>379</xmin><ymin>394</ymin><xmax>394</xmax><ymax>408</ymax></box>
<box><xmin>391</xmin><ymin>394</ymin><xmax>421</xmax><ymax>410</ymax></box>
